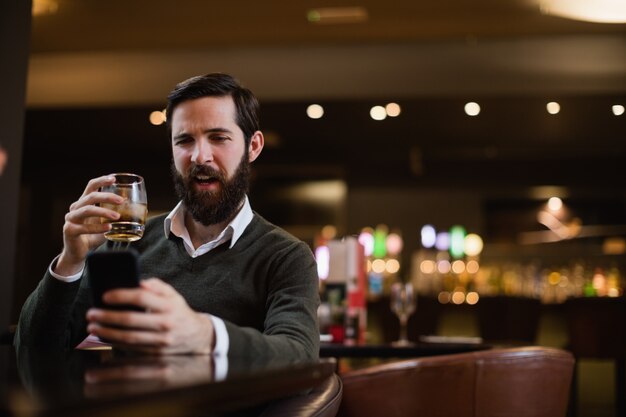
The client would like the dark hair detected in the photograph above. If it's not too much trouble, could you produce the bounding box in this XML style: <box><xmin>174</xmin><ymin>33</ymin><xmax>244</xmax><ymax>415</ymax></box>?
<box><xmin>165</xmin><ymin>73</ymin><xmax>260</xmax><ymax>146</ymax></box>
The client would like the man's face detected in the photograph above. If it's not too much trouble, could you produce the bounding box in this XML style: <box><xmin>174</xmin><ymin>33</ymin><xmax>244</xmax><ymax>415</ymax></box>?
<box><xmin>170</xmin><ymin>96</ymin><xmax>250</xmax><ymax>226</ymax></box>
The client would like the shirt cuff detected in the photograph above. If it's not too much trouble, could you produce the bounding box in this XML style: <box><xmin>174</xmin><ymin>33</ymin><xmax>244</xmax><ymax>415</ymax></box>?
<box><xmin>207</xmin><ymin>315</ymin><xmax>229</xmax><ymax>381</ymax></box>
<box><xmin>49</xmin><ymin>254</ymin><xmax>84</xmax><ymax>283</ymax></box>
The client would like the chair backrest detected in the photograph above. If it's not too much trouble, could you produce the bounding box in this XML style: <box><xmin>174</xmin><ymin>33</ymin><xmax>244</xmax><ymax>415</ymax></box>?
<box><xmin>261</xmin><ymin>373</ymin><xmax>343</xmax><ymax>417</ymax></box>
<box><xmin>338</xmin><ymin>346</ymin><xmax>574</xmax><ymax>417</ymax></box>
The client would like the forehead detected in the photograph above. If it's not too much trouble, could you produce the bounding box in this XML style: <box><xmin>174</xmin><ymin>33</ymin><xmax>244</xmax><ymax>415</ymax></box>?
<box><xmin>170</xmin><ymin>95</ymin><xmax>239</xmax><ymax>132</ymax></box>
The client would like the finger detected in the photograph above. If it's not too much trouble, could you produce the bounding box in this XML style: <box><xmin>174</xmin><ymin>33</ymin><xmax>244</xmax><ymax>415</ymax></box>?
<box><xmin>87</xmin><ymin>308</ymin><xmax>173</xmax><ymax>332</ymax></box>
<box><xmin>65</xmin><ymin>204</ymin><xmax>120</xmax><ymax>226</ymax></box>
<box><xmin>69</xmin><ymin>191</ymin><xmax>125</xmax><ymax>212</ymax></box>
<box><xmin>82</xmin><ymin>175</ymin><xmax>117</xmax><ymax>197</ymax></box>
<box><xmin>87</xmin><ymin>323</ymin><xmax>172</xmax><ymax>348</ymax></box>
<box><xmin>63</xmin><ymin>221</ymin><xmax>112</xmax><ymax>238</ymax></box>
<box><xmin>105</xmin><ymin>283</ymin><xmax>182</xmax><ymax>313</ymax></box>
<box><xmin>100</xmin><ymin>287</ymin><xmax>173</xmax><ymax>313</ymax></box>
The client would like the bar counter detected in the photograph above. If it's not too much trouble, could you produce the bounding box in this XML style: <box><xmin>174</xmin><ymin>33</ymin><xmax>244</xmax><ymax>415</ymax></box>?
<box><xmin>320</xmin><ymin>337</ymin><xmax>488</xmax><ymax>359</ymax></box>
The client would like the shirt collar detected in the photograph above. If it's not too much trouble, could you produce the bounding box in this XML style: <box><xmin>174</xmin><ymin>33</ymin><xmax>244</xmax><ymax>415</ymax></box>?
<box><xmin>164</xmin><ymin>196</ymin><xmax>253</xmax><ymax>249</ymax></box>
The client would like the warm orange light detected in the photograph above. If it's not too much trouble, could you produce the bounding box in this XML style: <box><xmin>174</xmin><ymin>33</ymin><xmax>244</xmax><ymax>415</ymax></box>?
<box><xmin>437</xmin><ymin>260</ymin><xmax>451</xmax><ymax>274</ymax></box>
<box><xmin>466</xmin><ymin>292</ymin><xmax>480</xmax><ymax>305</ymax></box>
<box><xmin>321</xmin><ymin>225</ymin><xmax>337</xmax><ymax>240</ymax></box>
<box><xmin>452</xmin><ymin>291</ymin><xmax>466</xmax><ymax>304</ymax></box>
<box><xmin>438</xmin><ymin>291</ymin><xmax>451</xmax><ymax>304</ymax></box>
<box><xmin>452</xmin><ymin>260</ymin><xmax>466</xmax><ymax>274</ymax></box>
<box><xmin>540</xmin><ymin>0</ymin><xmax>626</xmax><ymax>23</ymax></box>
<box><xmin>386</xmin><ymin>259</ymin><xmax>401</xmax><ymax>274</ymax></box>
<box><xmin>32</xmin><ymin>0</ymin><xmax>58</xmax><ymax>16</ymax></box>
<box><xmin>466</xmin><ymin>260</ymin><xmax>480</xmax><ymax>274</ymax></box>
<box><xmin>372</xmin><ymin>259</ymin><xmax>386</xmax><ymax>274</ymax></box>
<box><xmin>385</xmin><ymin>103</ymin><xmax>401</xmax><ymax>117</ymax></box>
<box><xmin>149</xmin><ymin>111</ymin><xmax>166</xmax><ymax>126</ymax></box>
<box><xmin>420</xmin><ymin>260</ymin><xmax>436</xmax><ymax>274</ymax></box>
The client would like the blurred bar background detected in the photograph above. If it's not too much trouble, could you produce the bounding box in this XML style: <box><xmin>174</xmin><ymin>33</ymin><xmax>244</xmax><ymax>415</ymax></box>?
<box><xmin>2</xmin><ymin>1</ymin><xmax>625</xmax><ymax>415</ymax></box>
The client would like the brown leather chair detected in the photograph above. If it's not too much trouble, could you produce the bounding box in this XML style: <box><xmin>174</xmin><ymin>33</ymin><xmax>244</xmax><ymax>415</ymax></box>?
<box><xmin>338</xmin><ymin>347</ymin><xmax>574</xmax><ymax>417</ymax></box>
<box><xmin>261</xmin><ymin>373</ymin><xmax>343</xmax><ymax>417</ymax></box>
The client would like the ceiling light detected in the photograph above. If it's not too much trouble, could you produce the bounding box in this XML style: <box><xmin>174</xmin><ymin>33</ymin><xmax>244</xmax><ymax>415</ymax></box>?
<box><xmin>307</xmin><ymin>7</ymin><xmax>369</xmax><ymax>24</ymax></box>
<box><xmin>149</xmin><ymin>110</ymin><xmax>166</xmax><ymax>126</ymax></box>
<box><xmin>612</xmin><ymin>105</ymin><xmax>625</xmax><ymax>116</ymax></box>
<box><xmin>547</xmin><ymin>101</ymin><xmax>560</xmax><ymax>115</ymax></box>
<box><xmin>370</xmin><ymin>106</ymin><xmax>387</xmax><ymax>121</ymax></box>
<box><xmin>385</xmin><ymin>103</ymin><xmax>401</xmax><ymax>117</ymax></box>
<box><xmin>464</xmin><ymin>102</ymin><xmax>480</xmax><ymax>116</ymax></box>
<box><xmin>540</xmin><ymin>0</ymin><xmax>626</xmax><ymax>23</ymax></box>
<box><xmin>306</xmin><ymin>104</ymin><xmax>324</xmax><ymax>119</ymax></box>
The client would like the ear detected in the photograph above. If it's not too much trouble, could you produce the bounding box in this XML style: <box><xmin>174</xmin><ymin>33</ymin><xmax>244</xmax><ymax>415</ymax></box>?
<box><xmin>248</xmin><ymin>131</ymin><xmax>264</xmax><ymax>163</ymax></box>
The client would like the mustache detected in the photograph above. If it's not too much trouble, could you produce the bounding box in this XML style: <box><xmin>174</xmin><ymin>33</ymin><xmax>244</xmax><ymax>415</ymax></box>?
<box><xmin>187</xmin><ymin>164</ymin><xmax>225</xmax><ymax>182</ymax></box>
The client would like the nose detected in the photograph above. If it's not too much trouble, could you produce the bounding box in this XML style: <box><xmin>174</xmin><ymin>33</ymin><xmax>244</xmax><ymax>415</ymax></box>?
<box><xmin>191</xmin><ymin>139</ymin><xmax>213</xmax><ymax>164</ymax></box>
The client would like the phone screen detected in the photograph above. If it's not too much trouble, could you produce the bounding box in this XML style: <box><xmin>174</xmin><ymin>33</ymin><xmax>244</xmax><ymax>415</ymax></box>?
<box><xmin>87</xmin><ymin>249</ymin><xmax>142</xmax><ymax>311</ymax></box>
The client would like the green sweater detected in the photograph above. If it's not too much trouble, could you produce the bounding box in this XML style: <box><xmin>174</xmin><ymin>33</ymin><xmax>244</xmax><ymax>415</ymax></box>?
<box><xmin>16</xmin><ymin>213</ymin><xmax>320</xmax><ymax>361</ymax></box>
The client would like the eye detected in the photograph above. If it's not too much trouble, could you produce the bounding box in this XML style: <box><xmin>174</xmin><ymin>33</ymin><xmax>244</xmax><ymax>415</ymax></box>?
<box><xmin>174</xmin><ymin>136</ymin><xmax>193</xmax><ymax>146</ymax></box>
<box><xmin>210</xmin><ymin>135</ymin><xmax>230</xmax><ymax>143</ymax></box>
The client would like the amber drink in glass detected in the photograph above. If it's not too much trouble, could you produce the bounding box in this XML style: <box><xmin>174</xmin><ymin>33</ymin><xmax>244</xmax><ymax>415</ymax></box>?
<box><xmin>101</xmin><ymin>173</ymin><xmax>147</xmax><ymax>242</ymax></box>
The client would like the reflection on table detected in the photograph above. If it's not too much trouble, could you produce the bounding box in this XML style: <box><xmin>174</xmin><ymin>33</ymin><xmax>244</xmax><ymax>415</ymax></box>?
<box><xmin>1</xmin><ymin>346</ymin><xmax>336</xmax><ymax>417</ymax></box>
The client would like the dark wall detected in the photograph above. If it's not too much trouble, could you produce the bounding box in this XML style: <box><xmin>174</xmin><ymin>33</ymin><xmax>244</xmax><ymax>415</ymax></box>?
<box><xmin>1</xmin><ymin>0</ymin><xmax>31</xmax><ymax>329</ymax></box>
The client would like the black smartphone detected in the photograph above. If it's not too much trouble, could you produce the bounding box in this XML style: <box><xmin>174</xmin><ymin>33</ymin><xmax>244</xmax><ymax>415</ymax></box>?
<box><xmin>86</xmin><ymin>249</ymin><xmax>142</xmax><ymax>311</ymax></box>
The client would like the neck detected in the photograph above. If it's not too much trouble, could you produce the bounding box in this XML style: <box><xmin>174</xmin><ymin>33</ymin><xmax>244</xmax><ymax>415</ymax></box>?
<box><xmin>184</xmin><ymin>213</ymin><xmax>228</xmax><ymax>249</ymax></box>
<box><xmin>183</xmin><ymin>200</ymin><xmax>244</xmax><ymax>249</ymax></box>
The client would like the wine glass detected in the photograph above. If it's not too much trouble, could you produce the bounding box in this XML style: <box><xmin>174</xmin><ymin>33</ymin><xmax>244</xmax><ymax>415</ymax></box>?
<box><xmin>390</xmin><ymin>281</ymin><xmax>416</xmax><ymax>346</ymax></box>
<box><xmin>100</xmin><ymin>173</ymin><xmax>148</xmax><ymax>248</ymax></box>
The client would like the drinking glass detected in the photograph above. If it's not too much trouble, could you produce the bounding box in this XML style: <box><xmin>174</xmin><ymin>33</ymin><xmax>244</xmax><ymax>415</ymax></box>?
<box><xmin>100</xmin><ymin>173</ymin><xmax>147</xmax><ymax>244</ymax></box>
<box><xmin>390</xmin><ymin>281</ymin><xmax>416</xmax><ymax>346</ymax></box>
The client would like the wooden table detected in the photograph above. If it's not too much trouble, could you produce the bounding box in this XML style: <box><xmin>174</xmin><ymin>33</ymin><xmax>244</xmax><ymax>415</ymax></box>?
<box><xmin>1</xmin><ymin>346</ymin><xmax>336</xmax><ymax>417</ymax></box>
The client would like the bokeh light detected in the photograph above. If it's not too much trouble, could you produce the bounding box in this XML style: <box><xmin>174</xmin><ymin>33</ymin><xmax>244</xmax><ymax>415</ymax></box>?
<box><xmin>385</xmin><ymin>102</ymin><xmax>401</xmax><ymax>117</ymax></box>
<box><xmin>386</xmin><ymin>259</ymin><xmax>401</xmax><ymax>274</ymax></box>
<box><xmin>372</xmin><ymin>259</ymin><xmax>386</xmax><ymax>273</ymax></box>
<box><xmin>315</xmin><ymin>245</ymin><xmax>329</xmax><ymax>280</ymax></box>
<box><xmin>386</xmin><ymin>233</ymin><xmax>404</xmax><ymax>255</ymax></box>
<box><xmin>306</xmin><ymin>104</ymin><xmax>324</xmax><ymax>119</ymax></box>
<box><xmin>421</xmin><ymin>225</ymin><xmax>437</xmax><ymax>248</ymax></box>
<box><xmin>464</xmin><ymin>234</ymin><xmax>484</xmax><ymax>257</ymax></box>
<box><xmin>464</xmin><ymin>102</ymin><xmax>480</xmax><ymax>116</ymax></box>
<box><xmin>370</xmin><ymin>106</ymin><xmax>387</xmax><ymax>120</ymax></box>
<box><xmin>547</xmin><ymin>101</ymin><xmax>560</xmax><ymax>114</ymax></box>
<box><xmin>358</xmin><ymin>230</ymin><xmax>375</xmax><ymax>257</ymax></box>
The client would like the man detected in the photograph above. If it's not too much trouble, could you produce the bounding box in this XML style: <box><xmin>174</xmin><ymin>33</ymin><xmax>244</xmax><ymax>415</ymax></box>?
<box><xmin>16</xmin><ymin>73</ymin><xmax>320</xmax><ymax>361</ymax></box>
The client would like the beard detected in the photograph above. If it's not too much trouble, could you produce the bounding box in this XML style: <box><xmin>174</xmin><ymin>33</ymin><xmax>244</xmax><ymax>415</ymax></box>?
<box><xmin>171</xmin><ymin>153</ymin><xmax>250</xmax><ymax>226</ymax></box>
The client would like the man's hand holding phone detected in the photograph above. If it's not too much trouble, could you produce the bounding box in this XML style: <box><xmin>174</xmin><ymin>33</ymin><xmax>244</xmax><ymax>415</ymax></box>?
<box><xmin>86</xmin><ymin>250</ymin><xmax>215</xmax><ymax>355</ymax></box>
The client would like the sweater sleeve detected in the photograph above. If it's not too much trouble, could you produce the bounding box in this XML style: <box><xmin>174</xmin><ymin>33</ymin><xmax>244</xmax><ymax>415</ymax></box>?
<box><xmin>224</xmin><ymin>240</ymin><xmax>320</xmax><ymax>361</ymax></box>
<box><xmin>15</xmin><ymin>269</ymin><xmax>93</xmax><ymax>351</ymax></box>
